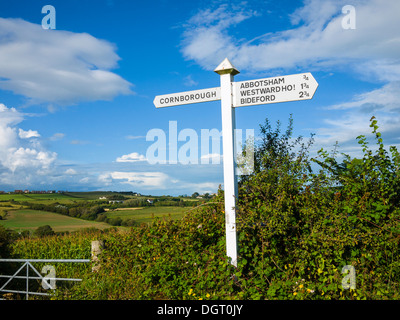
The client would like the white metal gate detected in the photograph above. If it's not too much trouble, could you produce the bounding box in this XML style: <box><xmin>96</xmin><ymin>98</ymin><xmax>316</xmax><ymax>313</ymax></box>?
<box><xmin>0</xmin><ymin>258</ymin><xmax>90</xmax><ymax>300</ymax></box>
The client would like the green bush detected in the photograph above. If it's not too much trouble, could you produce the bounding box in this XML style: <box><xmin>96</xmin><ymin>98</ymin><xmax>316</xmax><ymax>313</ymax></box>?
<box><xmin>0</xmin><ymin>225</ymin><xmax>12</xmax><ymax>259</ymax></box>
<box><xmin>34</xmin><ymin>225</ymin><xmax>55</xmax><ymax>238</ymax></box>
<box><xmin>235</xmin><ymin>116</ymin><xmax>400</xmax><ymax>299</ymax></box>
<box><xmin>106</xmin><ymin>217</ymin><xmax>123</xmax><ymax>226</ymax></box>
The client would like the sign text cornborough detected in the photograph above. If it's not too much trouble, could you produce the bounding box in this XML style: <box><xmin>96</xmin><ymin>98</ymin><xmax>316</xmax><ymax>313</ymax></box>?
<box><xmin>160</xmin><ymin>90</ymin><xmax>217</xmax><ymax>104</ymax></box>
<box><xmin>154</xmin><ymin>87</ymin><xmax>221</xmax><ymax>108</ymax></box>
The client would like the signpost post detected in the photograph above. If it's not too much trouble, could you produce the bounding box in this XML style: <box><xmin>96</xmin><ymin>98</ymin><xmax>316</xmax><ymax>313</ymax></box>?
<box><xmin>214</xmin><ymin>59</ymin><xmax>240</xmax><ymax>267</ymax></box>
<box><xmin>153</xmin><ymin>58</ymin><xmax>318</xmax><ymax>267</ymax></box>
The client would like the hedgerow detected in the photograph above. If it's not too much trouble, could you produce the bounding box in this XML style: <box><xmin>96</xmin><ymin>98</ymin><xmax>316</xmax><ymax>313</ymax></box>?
<box><xmin>7</xmin><ymin>116</ymin><xmax>400</xmax><ymax>300</ymax></box>
<box><xmin>235</xmin><ymin>116</ymin><xmax>400</xmax><ymax>299</ymax></box>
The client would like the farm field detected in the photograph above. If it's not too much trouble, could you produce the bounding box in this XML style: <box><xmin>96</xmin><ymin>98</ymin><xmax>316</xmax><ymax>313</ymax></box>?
<box><xmin>0</xmin><ymin>192</ymin><xmax>85</xmax><ymax>204</ymax></box>
<box><xmin>0</xmin><ymin>191</ymin><xmax>205</xmax><ymax>233</ymax></box>
<box><xmin>0</xmin><ymin>209</ymin><xmax>110</xmax><ymax>232</ymax></box>
<box><xmin>105</xmin><ymin>206</ymin><xmax>189</xmax><ymax>224</ymax></box>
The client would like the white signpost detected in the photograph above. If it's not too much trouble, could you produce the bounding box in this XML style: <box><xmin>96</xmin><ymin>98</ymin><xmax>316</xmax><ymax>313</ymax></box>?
<box><xmin>153</xmin><ymin>58</ymin><xmax>318</xmax><ymax>267</ymax></box>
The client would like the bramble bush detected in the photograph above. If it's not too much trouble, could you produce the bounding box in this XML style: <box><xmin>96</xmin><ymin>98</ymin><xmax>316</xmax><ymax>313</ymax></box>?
<box><xmin>235</xmin><ymin>115</ymin><xmax>400</xmax><ymax>299</ymax></box>
<box><xmin>8</xmin><ymin>116</ymin><xmax>400</xmax><ymax>300</ymax></box>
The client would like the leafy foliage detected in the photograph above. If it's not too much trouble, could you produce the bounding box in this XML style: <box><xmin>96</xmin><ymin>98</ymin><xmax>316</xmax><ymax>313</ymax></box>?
<box><xmin>34</xmin><ymin>225</ymin><xmax>55</xmax><ymax>238</ymax></box>
<box><xmin>0</xmin><ymin>225</ymin><xmax>12</xmax><ymax>259</ymax></box>
<box><xmin>236</xmin><ymin>116</ymin><xmax>400</xmax><ymax>299</ymax></box>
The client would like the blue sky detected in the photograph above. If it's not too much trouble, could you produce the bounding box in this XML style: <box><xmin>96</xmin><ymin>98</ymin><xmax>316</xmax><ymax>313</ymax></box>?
<box><xmin>0</xmin><ymin>0</ymin><xmax>399</xmax><ymax>195</ymax></box>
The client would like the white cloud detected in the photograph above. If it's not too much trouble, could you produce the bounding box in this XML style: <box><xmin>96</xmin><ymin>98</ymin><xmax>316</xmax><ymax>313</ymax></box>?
<box><xmin>181</xmin><ymin>3</ymin><xmax>256</xmax><ymax>70</ymax></box>
<box><xmin>184</xmin><ymin>75</ymin><xmax>198</xmax><ymax>87</ymax></box>
<box><xmin>104</xmin><ymin>171</ymin><xmax>170</xmax><ymax>188</ymax></box>
<box><xmin>181</xmin><ymin>0</ymin><xmax>400</xmax><ymax>81</ymax></box>
<box><xmin>0</xmin><ymin>18</ymin><xmax>133</xmax><ymax>106</ymax></box>
<box><xmin>125</xmin><ymin>135</ymin><xmax>145</xmax><ymax>140</ymax></box>
<box><xmin>200</xmin><ymin>153</ymin><xmax>222</xmax><ymax>164</ymax></box>
<box><xmin>65</xmin><ymin>168</ymin><xmax>77</xmax><ymax>175</ymax></box>
<box><xmin>79</xmin><ymin>177</ymin><xmax>90</xmax><ymax>184</ymax></box>
<box><xmin>98</xmin><ymin>172</ymin><xmax>113</xmax><ymax>185</ymax></box>
<box><xmin>4</xmin><ymin>147</ymin><xmax>56</xmax><ymax>172</ymax></box>
<box><xmin>70</xmin><ymin>139</ymin><xmax>89</xmax><ymax>145</ymax></box>
<box><xmin>96</xmin><ymin>169</ymin><xmax>221</xmax><ymax>194</ymax></box>
<box><xmin>0</xmin><ymin>104</ymin><xmax>57</xmax><ymax>181</ymax></box>
<box><xmin>324</xmin><ymin>82</ymin><xmax>400</xmax><ymax>113</ymax></box>
<box><xmin>309</xmin><ymin>112</ymin><xmax>400</xmax><ymax>163</ymax></box>
<box><xmin>0</xmin><ymin>103</ymin><xmax>23</xmax><ymax>127</ymax></box>
<box><xmin>312</xmin><ymin>81</ymin><xmax>400</xmax><ymax>150</ymax></box>
<box><xmin>116</xmin><ymin>152</ymin><xmax>147</xmax><ymax>162</ymax></box>
<box><xmin>19</xmin><ymin>128</ymin><xmax>40</xmax><ymax>139</ymax></box>
<box><xmin>181</xmin><ymin>0</ymin><xmax>400</xmax><ymax>162</ymax></box>
<box><xmin>178</xmin><ymin>181</ymin><xmax>221</xmax><ymax>195</ymax></box>
<box><xmin>49</xmin><ymin>133</ymin><xmax>65</xmax><ymax>141</ymax></box>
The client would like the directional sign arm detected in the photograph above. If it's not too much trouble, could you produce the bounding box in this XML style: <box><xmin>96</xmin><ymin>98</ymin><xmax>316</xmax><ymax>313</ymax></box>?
<box><xmin>153</xmin><ymin>87</ymin><xmax>221</xmax><ymax>108</ymax></box>
<box><xmin>233</xmin><ymin>73</ymin><xmax>318</xmax><ymax>107</ymax></box>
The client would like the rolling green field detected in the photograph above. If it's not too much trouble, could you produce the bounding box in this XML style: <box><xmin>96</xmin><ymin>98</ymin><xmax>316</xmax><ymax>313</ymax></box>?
<box><xmin>0</xmin><ymin>192</ymin><xmax>199</xmax><ymax>233</ymax></box>
<box><xmin>0</xmin><ymin>193</ymin><xmax>85</xmax><ymax>206</ymax></box>
<box><xmin>105</xmin><ymin>206</ymin><xmax>188</xmax><ymax>224</ymax></box>
<box><xmin>0</xmin><ymin>209</ymin><xmax>110</xmax><ymax>232</ymax></box>
<box><xmin>0</xmin><ymin>193</ymin><xmax>76</xmax><ymax>201</ymax></box>
<box><xmin>0</xmin><ymin>206</ymin><xmax>189</xmax><ymax>233</ymax></box>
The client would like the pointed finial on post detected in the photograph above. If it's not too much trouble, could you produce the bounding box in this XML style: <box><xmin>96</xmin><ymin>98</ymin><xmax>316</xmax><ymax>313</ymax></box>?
<box><xmin>214</xmin><ymin>58</ymin><xmax>240</xmax><ymax>76</ymax></box>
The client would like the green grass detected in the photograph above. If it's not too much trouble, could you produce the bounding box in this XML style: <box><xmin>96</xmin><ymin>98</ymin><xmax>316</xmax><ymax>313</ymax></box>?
<box><xmin>105</xmin><ymin>206</ymin><xmax>188</xmax><ymax>224</ymax></box>
<box><xmin>0</xmin><ymin>193</ymin><xmax>81</xmax><ymax>202</ymax></box>
<box><xmin>0</xmin><ymin>206</ymin><xmax>189</xmax><ymax>232</ymax></box>
<box><xmin>0</xmin><ymin>209</ymin><xmax>110</xmax><ymax>232</ymax></box>
<box><xmin>0</xmin><ymin>192</ymin><xmax>196</xmax><ymax>232</ymax></box>
<box><xmin>0</xmin><ymin>194</ymin><xmax>33</xmax><ymax>201</ymax></box>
